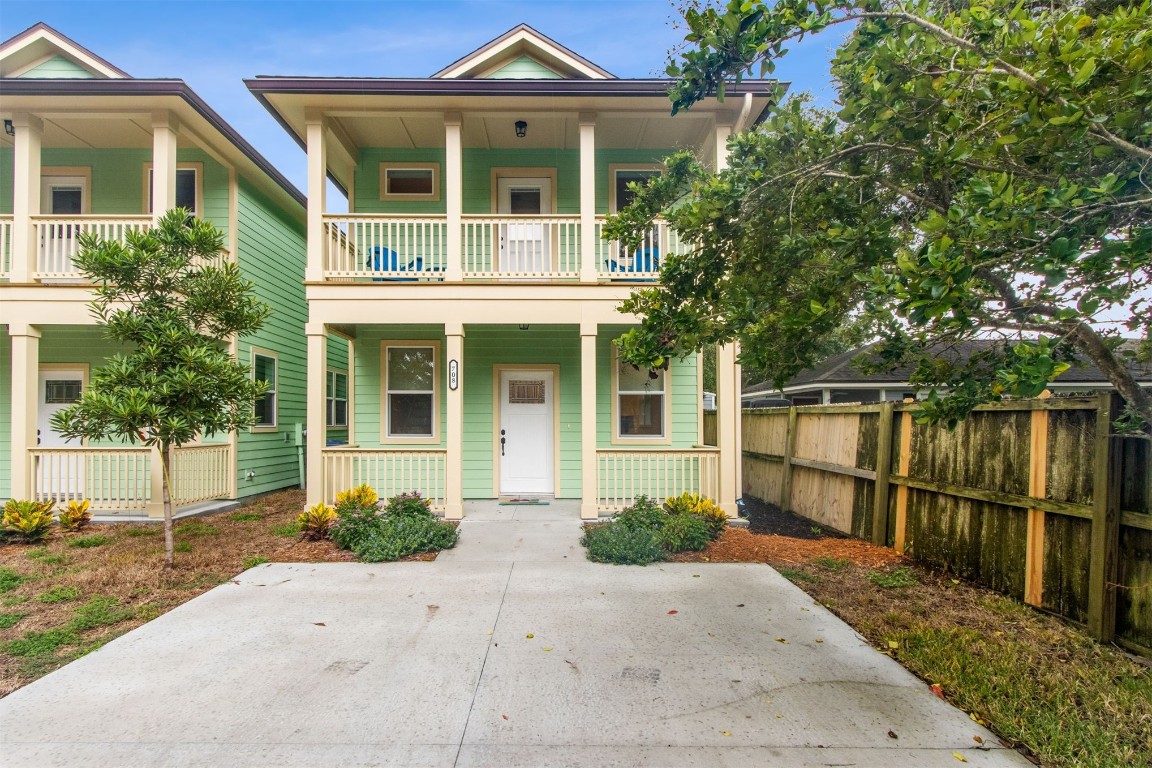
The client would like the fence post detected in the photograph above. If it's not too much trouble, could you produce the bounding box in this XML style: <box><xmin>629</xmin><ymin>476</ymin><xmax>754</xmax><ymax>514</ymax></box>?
<box><xmin>893</xmin><ymin>403</ymin><xmax>914</xmax><ymax>553</ymax></box>
<box><xmin>871</xmin><ymin>402</ymin><xmax>895</xmax><ymax>546</ymax></box>
<box><xmin>1087</xmin><ymin>393</ymin><xmax>1122</xmax><ymax>642</ymax></box>
<box><xmin>779</xmin><ymin>406</ymin><xmax>798</xmax><ymax>510</ymax></box>
<box><xmin>1025</xmin><ymin>391</ymin><xmax>1051</xmax><ymax>607</ymax></box>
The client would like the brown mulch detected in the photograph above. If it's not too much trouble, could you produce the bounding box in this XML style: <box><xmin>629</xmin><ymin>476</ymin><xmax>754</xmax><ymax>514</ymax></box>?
<box><xmin>667</xmin><ymin>526</ymin><xmax>906</xmax><ymax>568</ymax></box>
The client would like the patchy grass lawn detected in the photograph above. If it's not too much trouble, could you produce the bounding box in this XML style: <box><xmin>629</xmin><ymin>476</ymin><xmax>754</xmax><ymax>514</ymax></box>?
<box><xmin>0</xmin><ymin>488</ymin><xmax>351</xmax><ymax>697</ymax></box>
<box><xmin>677</xmin><ymin>500</ymin><xmax>1152</xmax><ymax>768</ymax></box>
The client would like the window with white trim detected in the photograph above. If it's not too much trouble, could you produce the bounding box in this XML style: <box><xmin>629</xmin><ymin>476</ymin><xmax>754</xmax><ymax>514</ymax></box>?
<box><xmin>380</xmin><ymin>163</ymin><xmax>440</xmax><ymax>201</ymax></box>
<box><xmin>327</xmin><ymin>370</ymin><xmax>348</xmax><ymax>428</ymax></box>
<box><xmin>147</xmin><ymin>167</ymin><xmax>199</xmax><ymax>214</ymax></box>
<box><xmin>252</xmin><ymin>351</ymin><xmax>277</xmax><ymax>428</ymax></box>
<box><xmin>616</xmin><ymin>356</ymin><xmax>666</xmax><ymax>439</ymax></box>
<box><xmin>385</xmin><ymin>344</ymin><xmax>437</xmax><ymax>438</ymax></box>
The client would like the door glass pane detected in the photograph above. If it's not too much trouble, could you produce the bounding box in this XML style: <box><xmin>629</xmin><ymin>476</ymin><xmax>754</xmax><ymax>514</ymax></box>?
<box><xmin>388</xmin><ymin>348</ymin><xmax>434</xmax><ymax>390</ymax></box>
<box><xmin>51</xmin><ymin>188</ymin><xmax>83</xmax><ymax>215</ymax></box>
<box><xmin>509</xmin><ymin>188</ymin><xmax>541</xmax><ymax>215</ymax></box>
<box><xmin>390</xmin><ymin>393</ymin><xmax>433</xmax><ymax>435</ymax></box>
<box><xmin>45</xmin><ymin>380</ymin><xmax>82</xmax><ymax>404</ymax></box>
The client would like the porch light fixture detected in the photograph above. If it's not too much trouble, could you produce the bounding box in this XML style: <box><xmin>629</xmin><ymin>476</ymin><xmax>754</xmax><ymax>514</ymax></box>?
<box><xmin>514</xmin><ymin>120</ymin><xmax>527</xmax><ymax>139</ymax></box>
<box><xmin>518</xmin><ymin>324</ymin><xmax>530</xmax><ymax>331</ymax></box>
<box><xmin>3</xmin><ymin>120</ymin><xmax>13</xmax><ymax>137</ymax></box>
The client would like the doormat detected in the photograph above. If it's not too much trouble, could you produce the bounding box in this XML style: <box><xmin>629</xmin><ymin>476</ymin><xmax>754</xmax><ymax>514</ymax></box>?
<box><xmin>498</xmin><ymin>497</ymin><xmax>549</xmax><ymax>506</ymax></box>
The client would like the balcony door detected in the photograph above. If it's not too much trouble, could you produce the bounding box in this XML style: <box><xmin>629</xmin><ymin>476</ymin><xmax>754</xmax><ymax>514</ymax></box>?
<box><xmin>496</xmin><ymin>177</ymin><xmax>551</xmax><ymax>274</ymax></box>
<box><xmin>40</xmin><ymin>175</ymin><xmax>88</xmax><ymax>280</ymax></box>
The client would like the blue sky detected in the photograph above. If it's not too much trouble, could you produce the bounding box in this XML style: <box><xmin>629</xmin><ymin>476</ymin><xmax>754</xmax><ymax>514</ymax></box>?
<box><xmin>1</xmin><ymin>0</ymin><xmax>847</xmax><ymax>196</ymax></box>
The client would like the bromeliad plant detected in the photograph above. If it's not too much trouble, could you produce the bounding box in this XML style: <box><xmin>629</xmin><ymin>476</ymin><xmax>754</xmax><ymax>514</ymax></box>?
<box><xmin>57</xmin><ymin>500</ymin><xmax>93</xmax><ymax>533</ymax></box>
<box><xmin>665</xmin><ymin>492</ymin><xmax>728</xmax><ymax>539</ymax></box>
<box><xmin>2</xmin><ymin>500</ymin><xmax>57</xmax><ymax>543</ymax></box>
<box><xmin>334</xmin><ymin>484</ymin><xmax>379</xmax><ymax>509</ymax></box>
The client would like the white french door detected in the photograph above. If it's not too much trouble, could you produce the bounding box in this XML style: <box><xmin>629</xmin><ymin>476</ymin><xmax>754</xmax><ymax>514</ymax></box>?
<box><xmin>496</xmin><ymin>177</ymin><xmax>551</xmax><ymax>274</ymax></box>
<box><xmin>37</xmin><ymin>369</ymin><xmax>85</xmax><ymax>498</ymax></box>
<box><xmin>40</xmin><ymin>175</ymin><xmax>88</xmax><ymax>280</ymax></box>
<box><xmin>498</xmin><ymin>370</ymin><xmax>554</xmax><ymax>494</ymax></box>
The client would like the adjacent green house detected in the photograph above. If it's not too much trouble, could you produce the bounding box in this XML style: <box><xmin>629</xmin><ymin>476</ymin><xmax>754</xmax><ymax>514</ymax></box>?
<box><xmin>247</xmin><ymin>25</ymin><xmax>776</xmax><ymax>519</ymax></box>
<box><xmin>0</xmin><ymin>23</ymin><xmax>329</xmax><ymax>517</ymax></box>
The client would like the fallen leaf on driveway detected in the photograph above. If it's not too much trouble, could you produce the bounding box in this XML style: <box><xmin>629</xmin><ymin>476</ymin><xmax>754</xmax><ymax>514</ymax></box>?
<box><xmin>953</xmin><ymin>752</ymin><xmax>967</xmax><ymax>762</ymax></box>
<box><xmin>930</xmin><ymin>684</ymin><xmax>945</xmax><ymax>699</ymax></box>
<box><xmin>543</xmin><ymin>647</ymin><xmax>553</xmax><ymax>652</ymax></box>
<box><xmin>526</xmin><ymin>633</ymin><xmax>534</xmax><ymax>639</ymax></box>
<box><xmin>313</xmin><ymin>622</ymin><xmax>326</xmax><ymax>627</ymax></box>
<box><xmin>721</xmin><ymin>731</ymin><xmax>731</xmax><ymax>736</ymax></box>
<box><xmin>774</xmin><ymin>637</ymin><xmax>787</xmax><ymax>643</ymax></box>
<box><xmin>736</xmin><ymin>604</ymin><xmax>745</xmax><ymax>608</ymax></box>
<box><xmin>502</xmin><ymin>715</ymin><xmax>509</xmax><ymax>721</ymax></box>
<box><xmin>888</xmin><ymin>730</ymin><xmax>898</xmax><ymax>740</ymax></box>
<box><xmin>667</xmin><ymin>610</ymin><xmax>678</xmax><ymax>615</ymax></box>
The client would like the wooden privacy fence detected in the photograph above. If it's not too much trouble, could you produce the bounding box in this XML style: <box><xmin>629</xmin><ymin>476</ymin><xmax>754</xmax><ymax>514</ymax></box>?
<box><xmin>739</xmin><ymin>394</ymin><xmax>1151</xmax><ymax>655</ymax></box>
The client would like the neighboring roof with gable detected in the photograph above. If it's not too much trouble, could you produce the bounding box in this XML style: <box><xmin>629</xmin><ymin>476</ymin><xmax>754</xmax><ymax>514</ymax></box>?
<box><xmin>743</xmin><ymin>339</ymin><xmax>1152</xmax><ymax>396</ymax></box>
<box><xmin>0</xmin><ymin>22</ymin><xmax>129</xmax><ymax>79</ymax></box>
<box><xmin>433</xmin><ymin>24</ymin><xmax>615</xmax><ymax>80</ymax></box>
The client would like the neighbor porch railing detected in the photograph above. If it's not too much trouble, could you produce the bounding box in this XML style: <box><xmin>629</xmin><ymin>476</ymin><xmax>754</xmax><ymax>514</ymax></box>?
<box><xmin>28</xmin><ymin>444</ymin><xmax>234</xmax><ymax>511</ymax></box>
<box><xmin>32</xmin><ymin>215</ymin><xmax>152</xmax><ymax>280</ymax></box>
<box><xmin>596</xmin><ymin>449</ymin><xmax>720</xmax><ymax>512</ymax></box>
<box><xmin>321</xmin><ymin>448</ymin><xmax>447</xmax><ymax>511</ymax></box>
<box><xmin>322</xmin><ymin>215</ymin><xmax>448</xmax><ymax>279</ymax></box>
<box><xmin>461</xmin><ymin>215</ymin><xmax>582</xmax><ymax>279</ymax></box>
<box><xmin>0</xmin><ymin>216</ymin><xmax>12</xmax><ymax>279</ymax></box>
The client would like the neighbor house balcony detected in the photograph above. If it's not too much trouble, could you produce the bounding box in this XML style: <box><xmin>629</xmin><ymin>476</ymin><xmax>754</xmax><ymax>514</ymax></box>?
<box><xmin>319</xmin><ymin>213</ymin><xmax>681</xmax><ymax>283</ymax></box>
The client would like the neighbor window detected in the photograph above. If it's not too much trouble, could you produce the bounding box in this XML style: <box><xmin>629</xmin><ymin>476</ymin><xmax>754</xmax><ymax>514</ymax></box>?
<box><xmin>327</xmin><ymin>370</ymin><xmax>348</xmax><ymax>428</ymax></box>
<box><xmin>146</xmin><ymin>167</ymin><xmax>199</xmax><ymax>215</ymax></box>
<box><xmin>384</xmin><ymin>343</ymin><xmax>438</xmax><ymax>439</ymax></box>
<box><xmin>616</xmin><ymin>353</ymin><xmax>666</xmax><ymax>439</ymax></box>
<box><xmin>380</xmin><ymin>164</ymin><xmax>439</xmax><ymax>200</ymax></box>
<box><xmin>252</xmin><ymin>351</ymin><xmax>277</xmax><ymax>429</ymax></box>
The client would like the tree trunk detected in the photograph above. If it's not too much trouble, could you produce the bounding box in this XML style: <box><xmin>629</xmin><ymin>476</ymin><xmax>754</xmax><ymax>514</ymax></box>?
<box><xmin>161</xmin><ymin>442</ymin><xmax>174</xmax><ymax>568</ymax></box>
<box><xmin>1069</xmin><ymin>323</ymin><xmax>1152</xmax><ymax>427</ymax></box>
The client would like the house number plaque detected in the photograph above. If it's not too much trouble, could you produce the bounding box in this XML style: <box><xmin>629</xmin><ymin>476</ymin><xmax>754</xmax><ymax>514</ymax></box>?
<box><xmin>449</xmin><ymin>360</ymin><xmax>459</xmax><ymax>390</ymax></box>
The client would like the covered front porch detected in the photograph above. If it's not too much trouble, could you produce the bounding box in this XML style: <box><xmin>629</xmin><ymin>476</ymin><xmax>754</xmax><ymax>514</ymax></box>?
<box><xmin>305</xmin><ymin>315</ymin><xmax>742</xmax><ymax>520</ymax></box>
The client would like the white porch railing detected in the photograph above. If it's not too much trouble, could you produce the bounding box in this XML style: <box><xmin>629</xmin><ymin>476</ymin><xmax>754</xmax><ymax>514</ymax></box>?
<box><xmin>596</xmin><ymin>449</ymin><xmax>720</xmax><ymax>512</ymax></box>
<box><xmin>32</xmin><ymin>215</ymin><xmax>152</xmax><ymax>280</ymax></box>
<box><xmin>29</xmin><ymin>447</ymin><xmax>152</xmax><ymax>511</ymax></box>
<box><xmin>28</xmin><ymin>444</ymin><xmax>234</xmax><ymax>511</ymax></box>
<box><xmin>461</xmin><ymin>215</ymin><xmax>582</xmax><ymax>279</ymax></box>
<box><xmin>323</xmin><ymin>215</ymin><xmax>447</xmax><ymax>279</ymax></box>
<box><xmin>0</xmin><ymin>216</ymin><xmax>12</xmax><ymax>279</ymax></box>
<box><xmin>171</xmin><ymin>444</ymin><xmax>234</xmax><ymax>505</ymax></box>
<box><xmin>595</xmin><ymin>217</ymin><xmax>686</xmax><ymax>281</ymax></box>
<box><xmin>322</xmin><ymin>448</ymin><xmax>447</xmax><ymax>511</ymax></box>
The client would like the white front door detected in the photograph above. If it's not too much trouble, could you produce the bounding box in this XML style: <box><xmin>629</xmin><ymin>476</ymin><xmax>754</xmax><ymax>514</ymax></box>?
<box><xmin>499</xmin><ymin>370</ymin><xmax>554</xmax><ymax>494</ymax></box>
<box><xmin>40</xmin><ymin>176</ymin><xmax>88</xmax><ymax>280</ymax></box>
<box><xmin>37</xmin><ymin>369</ymin><xmax>85</xmax><ymax>498</ymax></box>
<box><xmin>497</xmin><ymin>177</ymin><xmax>552</xmax><ymax>273</ymax></box>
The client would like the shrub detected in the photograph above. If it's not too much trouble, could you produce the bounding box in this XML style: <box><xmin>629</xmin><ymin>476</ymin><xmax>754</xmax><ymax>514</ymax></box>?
<box><xmin>613</xmin><ymin>495</ymin><xmax>667</xmax><ymax>531</ymax></box>
<box><xmin>2</xmin><ymin>499</ymin><xmax>56</xmax><ymax>543</ymax></box>
<box><xmin>656</xmin><ymin>512</ymin><xmax>712</xmax><ymax>553</ymax></box>
<box><xmin>385</xmin><ymin>491</ymin><xmax>435</xmax><ymax>519</ymax></box>
<box><xmin>665</xmin><ymin>492</ymin><xmax>727</xmax><ymax>539</ymax></box>
<box><xmin>57</xmin><ymin>500</ymin><xmax>92</xmax><ymax>533</ymax></box>
<box><xmin>328</xmin><ymin>503</ymin><xmax>383</xmax><ymax>550</ymax></box>
<box><xmin>351</xmin><ymin>515</ymin><xmax>458</xmax><ymax>562</ymax></box>
<box><xmin>334</xmin><ymin>484</ymin><xmax>379</xmax><ymax>510</ymax></box>
<box><xmin>583</xmin><ymin>522</ymin><xmax>665</xmax><ymax>565</ymax></box>
<box><xmin>67</xmin><ymin>535</ymin><xmax>109</xmax><ymax>549</ymax></box>
<box><xmin>297</xmin><ymin>503</ymin><xmax>336</xmax><ymax>541</ymax></box>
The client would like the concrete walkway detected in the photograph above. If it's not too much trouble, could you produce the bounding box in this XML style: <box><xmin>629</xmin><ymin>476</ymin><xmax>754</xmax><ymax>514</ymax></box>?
<box><xmin>0</xmin><ymin>507</ymin><xmax>1030</xmax><ymax>767</ymax></box>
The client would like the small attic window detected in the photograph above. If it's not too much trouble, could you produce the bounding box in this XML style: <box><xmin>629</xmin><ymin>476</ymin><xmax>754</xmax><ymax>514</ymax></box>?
<box><xmin>380</xmin><ymin>164</ymin><xmax>439</xmax><ymax>201</ymax></box>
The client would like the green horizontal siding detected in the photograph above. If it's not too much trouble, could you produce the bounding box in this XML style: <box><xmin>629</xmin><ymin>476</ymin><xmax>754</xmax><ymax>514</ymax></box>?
<box><xmin>485</xmin><ymin>56</ymin><xmax>564</xmax><ymax>79</ymax></box>
<box><xmin>20</xmin><ymin>55</ymin><xmax>96</xmax><ymax>79</ymax></box>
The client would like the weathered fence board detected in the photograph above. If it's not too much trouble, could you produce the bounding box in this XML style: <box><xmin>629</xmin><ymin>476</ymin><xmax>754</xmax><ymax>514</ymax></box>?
<box><xmin>739</xmin><ymin>395</ymin><xmax>1151</xmax><ymax>655</ymax></box>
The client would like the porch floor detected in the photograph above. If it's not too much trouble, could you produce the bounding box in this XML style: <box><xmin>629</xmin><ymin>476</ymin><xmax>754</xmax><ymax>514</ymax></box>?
<box><xmin>89</xmin><ymin>499</ymin><xmax>242</xmax><ymax>524</ymax></box>
<box><xmin>462</xmin><ymin>498</ymin><xmax>581</xmax><ymax>521</ymax></box>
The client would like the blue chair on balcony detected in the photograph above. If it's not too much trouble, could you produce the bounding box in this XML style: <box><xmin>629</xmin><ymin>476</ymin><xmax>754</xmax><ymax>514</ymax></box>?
<box><xmin>604</xmin><ymin>247</ymin><xmax>659</xmax><ymax>281</ymax></box>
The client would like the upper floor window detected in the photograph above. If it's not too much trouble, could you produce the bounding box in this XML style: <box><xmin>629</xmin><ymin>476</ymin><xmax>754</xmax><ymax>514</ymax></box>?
<box><xmin>380</xmin><ymin>163</ymin><xmax>440</xmax><ymax>201</ymax></box>
<box><xmin>146</xmin><ymin>164</ymin><xmax>201</xmax><ymax>215</ymax></box>
<box><xmin>327</xmin><ymin>370</ymin><xmax>348</xmax><ymax>428</ymax></box>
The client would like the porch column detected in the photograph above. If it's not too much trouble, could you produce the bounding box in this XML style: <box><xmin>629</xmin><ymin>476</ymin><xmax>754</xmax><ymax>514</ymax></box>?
<box><xmin>10</xmin><ymin>113</ymin><xmax>43</xmax><ymax>283</ymax></box>
<box><xmin>580</xmin><ymin>321</ymin><xmax>599</xmax><ymax>519</ymax></box>
<box><xmin>444</xmin><ymin>112</ymin><xmax>463</xmax><ymax>281</ymax></box>
<box><xmin>444</xmin><ymin>322</ymin><xmax>464</xmax><ymax>519</ymax></box>
<box><xmin>8</xmin><ymin>323</ymin><xmax>40</xmax><ymax>500</ymax></box>
<box><xmin>579</xmin><ymin>113</ymin><xmax>597</xmax><ymax>283</ymax></box>
<box><xmin>305</xmin><ymin>110</ymin><xmax>328</xmax><ymax>283</ymax></box>
<box><xmin>151</xmin><ymin>111</ymin><xmax>179</xmax><ymax>221</ymax></box>
<box><xmin>716</xmin><ymin>342</ymin><xmax>742</xmax><ymax>517</ymax></box>
<box><xmin>305</xmin><ymin>323</ymin><xmax>328</xmax><ymax>507</ymax></box>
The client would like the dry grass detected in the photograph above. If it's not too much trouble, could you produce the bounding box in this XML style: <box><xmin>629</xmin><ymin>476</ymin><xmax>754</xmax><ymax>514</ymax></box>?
<box><xmin>0</xmin><ymin>489</ymin><xmax>350</xmax><ymax>696</ymax></box>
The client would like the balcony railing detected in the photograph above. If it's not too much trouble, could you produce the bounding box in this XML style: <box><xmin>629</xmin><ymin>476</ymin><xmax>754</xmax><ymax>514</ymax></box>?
<box><xmin>594</xmin><ymin>217</ymin><xmax>685</xmax><ymax>282</ymax></box>
<box><xmin>596</xmin><ymin>449</ymin><xmax>720</xmax><ymax>512</ymax></box>
<box><xmin>0</xmin><ymin>216</ymin><xmax>12</xmax><ymax>280</ymax></box>
<box><xmin>323</xmin><ymin>215</ymin><xmax>447</xmax><ymax>279</ymax></box>
<box><xmin>321</xmin><ymin>448</ymin><xmax>447</xmax><ymax>512</ymax></box>
<box><xmin>32</xmin><ymin>215</ymin><xmax>152</xmax><ymax>280</ymax></box>
<box><xmin>462</xmin><ymin>215</ymin><xmax>581</xmax><ymax>279</ymax></box>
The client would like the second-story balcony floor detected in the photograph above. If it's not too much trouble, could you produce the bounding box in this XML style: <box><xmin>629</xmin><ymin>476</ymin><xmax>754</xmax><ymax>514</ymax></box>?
<box><xmin>321</xmin><ymin>213</ymin><xmax>679</xmax><ymax>284</ymax></box>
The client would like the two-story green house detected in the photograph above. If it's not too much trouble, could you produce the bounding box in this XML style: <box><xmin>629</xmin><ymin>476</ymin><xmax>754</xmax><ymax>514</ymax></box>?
<box><xmin>248</xmin><ymin>25</ymin><xmax>776</xmax><ymax>519</ymax></box>
<box><xmin>0</xmin><ymin>23</ymin><xmax>328</xmax><ymax>517</ymax></box>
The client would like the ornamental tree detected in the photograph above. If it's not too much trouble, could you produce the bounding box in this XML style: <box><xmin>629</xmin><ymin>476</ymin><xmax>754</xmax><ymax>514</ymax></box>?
<box><xmin>52</xmin><ymin>210</ymin><xmax>270</xmax><ymax>566</ymax></box>
<box><xmin>608</xmin><ymin>0</ymin><xmax>1152</xmax><ymax>426</ymax></box>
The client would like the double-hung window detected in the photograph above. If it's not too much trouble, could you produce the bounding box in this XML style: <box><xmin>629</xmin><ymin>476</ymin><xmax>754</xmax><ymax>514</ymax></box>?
<box><xmin>615</xmin><ymin>352</ymin><xmax>667</xmax><ymax>440</ymax></box>
<box><xmin>252</xmin><ymin>350</ymin><xmax>278</xmax><ymax>430</ymax></box>
<box><xmin>146</xmin><ymin>165</ymin><xmax>200</xmax><ymax>215</ymax></box>
<box><xmin>384</xmin><ymin>342</ymin><xmax>438</xmax><ymax>441</ymax></box>
<box><xmin>327</xmin><ymin>370</ymin><xmax>348</xmax><ymax>428</ymax></box>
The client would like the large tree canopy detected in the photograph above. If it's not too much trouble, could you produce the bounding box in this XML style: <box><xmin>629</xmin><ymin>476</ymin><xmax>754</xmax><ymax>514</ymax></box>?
<box><xmin>607</xmin><ymin>0</ymin><xmax>1152</xmax><ymax>425</ymax></box>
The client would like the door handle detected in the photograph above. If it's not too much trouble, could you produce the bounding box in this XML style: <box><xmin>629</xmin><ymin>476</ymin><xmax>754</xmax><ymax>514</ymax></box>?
<box><xmin>500</xmin><ymin>429</ymin><xmax>506</xmax><ymax>456</ymax></box>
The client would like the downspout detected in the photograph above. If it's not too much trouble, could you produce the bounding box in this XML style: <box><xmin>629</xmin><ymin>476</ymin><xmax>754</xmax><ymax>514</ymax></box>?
<box><xmin>733</xmin><ymin>93</ymin><xmax>754</xmax><ymax>134</ymax></box>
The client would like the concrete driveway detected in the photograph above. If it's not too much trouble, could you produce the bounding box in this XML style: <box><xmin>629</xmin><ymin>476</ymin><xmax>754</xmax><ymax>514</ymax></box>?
<box><xmin>0</xmin><ymin>509</ymin><xmax>1029</xmax><ymax>767</ymax></box>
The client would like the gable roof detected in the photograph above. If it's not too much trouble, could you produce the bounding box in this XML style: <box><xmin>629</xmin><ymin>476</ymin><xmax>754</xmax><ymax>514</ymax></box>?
<box><xmin>0</xmin><ymin>22</ymin><xmax>129</xmax><ymax>79</ymax></box>
<box><xmin>744</xmin><ymin>339</ymin><xmax>1152</xmax><ymax>396</ymax></box>
<box><xmin>432</xmin><ymin>24</ymin><xmax>615</xmax><ymax>80</ymax></box>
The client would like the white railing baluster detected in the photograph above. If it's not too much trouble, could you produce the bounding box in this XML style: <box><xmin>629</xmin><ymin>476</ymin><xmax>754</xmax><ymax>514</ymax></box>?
<box><xmin>321</xmin><ymin>449</ymin><xmax>447</xmax><ymax>512</ymax></box>
<box><xmin>31</xmin><ymin>216</ymin><xmax>152</xmax><ymax>280</ymax></box>
<box><xmin>594</xmin><ymin>450</ymin><xmax>721</xmax><ymax>512</ymax></box>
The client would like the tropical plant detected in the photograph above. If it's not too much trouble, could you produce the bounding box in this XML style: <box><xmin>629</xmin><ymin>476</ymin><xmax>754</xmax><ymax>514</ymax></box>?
<box><xmin>334</xmin><ymin>484</ymin><xmax>379</xmax><ymax>510</ymax></box>
<box><xmin>297</xmin><ymin>503</ymin><xmax>337</xmax><ymax>541</ymax></box>
<box><xmin>50</xmin><ymin>210</ymin><xmax>270</xmax><ymax>566</ymax></box>
<box><xmin>56</xmin><ymin>500</ymin><xmax>92</xmax><ymax>533</ymax></box>
<box><xmin>609</xmin><ymin>0</ymin><xmax>1152</xmax><ymax>427</ymax></box>
<box><xmin>582</xmin><ymin>523</ymin><xmax>667</xmax><ymax>565</ymax></box>
<box><xmin>666</xmin><ymin>492</ymin><xmax>728</xmax><ymax>539</ymax></box>
<box><xmin>656</xmin><ymin>512</ymin><xmax>713</xmax><ymax>553</ymax></box>
<box><xmin>2</xmin><ymin>500</ymin><xmax>56</xmax><ymax>543</ymax></box>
